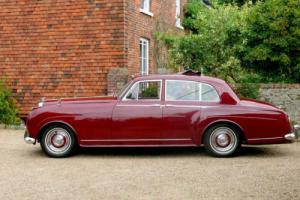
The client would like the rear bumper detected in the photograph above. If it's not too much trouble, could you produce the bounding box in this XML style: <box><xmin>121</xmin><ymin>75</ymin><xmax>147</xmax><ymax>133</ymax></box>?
<box><xmin>24</xmin><ymin>130</ymin><xmax>36</xmax><ymax>145</ymax></box>
<box><xmin>284</xmin><ymin>125</ymin><xmax>300</xmax><ymax>142</ymax></box>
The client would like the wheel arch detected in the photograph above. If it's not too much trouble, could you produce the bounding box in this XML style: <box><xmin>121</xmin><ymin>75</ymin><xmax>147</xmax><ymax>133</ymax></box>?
<box><xmin>38</xmin><ymin>121</ymin><xmax>78</xmax><ymax>142</ymax></box>
<box><xmin>201</xmin><ymin>120</ymin><xmax>246</xmax><ymax>144</ymax></box>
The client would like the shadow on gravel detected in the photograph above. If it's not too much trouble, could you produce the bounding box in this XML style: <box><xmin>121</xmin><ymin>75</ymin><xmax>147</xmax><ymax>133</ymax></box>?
<box><xmin>239</xmin><ymin>146</ymin><xmax>287</xmax><ymax>157</ymax></box>
<box><xmin>79</xmin><ymin>147</ymin><xmax>207</xmax><ymax>158</ymax></box>
<box><xmin>75</xmin><ymin>145</ymin><xmax>287</xmax><ymax>158</ymax></box>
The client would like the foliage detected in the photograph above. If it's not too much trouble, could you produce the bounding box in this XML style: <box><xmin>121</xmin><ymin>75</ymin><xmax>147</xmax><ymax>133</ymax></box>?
<box><xmin>216</xmin><ymin>0</ymin><xmax>259</xmax><ymax>6</ymax></box>
<box><xmin>235</xmin><ymin>83</ymin><xmax>260</xmax><ymax>99</ymax></box>
<box><xmin>0</xmin><ymin>79</ymin><xmax>20</xmax><ymax>125</ymax></box>
<box><xmin>162</xmin><ymin>1</ymin><xmax>252</xmax><ymax>84</ymax></box>
<box><xmin>159</xmin><ymin>0</ymin><xmax>300</xmax><ymax>92</ymax></box>
<box><xmin>242</xmin><ymin>0</ymin><xmax>300</xmax><ymax>82</ymax></box>
<box><xmin>141</xmin><ymin>86</ymin><xmax>159</xmax><ymax>98</ymax></box>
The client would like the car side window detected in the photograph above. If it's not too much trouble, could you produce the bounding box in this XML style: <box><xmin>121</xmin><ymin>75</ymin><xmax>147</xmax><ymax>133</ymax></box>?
<box><xmin>165</xmin><ymin>80</ymin><xmax>219</xmax><ymax>102</ymax></box>
<box><xmin>166</xmin><ymin>80</ymin><xmax>199</xmax><ymax>101</ymax></box>
<box><xmin>125</xmin><ymin>80</ymin><xmax>161</xmax><ymax>100</ymax></box>
<box><xmin>201</xmin><ymin>83</ymin><xmax>219</xmax><ymax>102</ymax></box>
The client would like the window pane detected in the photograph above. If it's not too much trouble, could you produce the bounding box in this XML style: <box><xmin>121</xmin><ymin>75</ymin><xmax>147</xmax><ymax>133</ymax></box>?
<box><xmin>139</xmin><ymin>42</ymin><xmax>143</xmax><ymax>58</ymax></box>
<box><xmin>201</xmin><ymin>83</ymin><xmax>219</xmax><ymax>102</ymax></box>
<box><xmin>141</xmin><ymin>0</ymin><xmax>149</xmax><ymax>11</ymax></box>
<box><xmin>138</xmin><ymin>81</ymin><xmax>161</xmax><ymax>100</ymax></box>
<box><xmin>176</xmin><ymin>0</ymin><xmax>180</xmax><ymax>17</ymax></box>
<box><xmin>142</xmin><ymin>58</ymin><xmax>147</xmax><ymax>75</ymax></box>
<box><xmin>126</xmin><ymin>84</ymin><xmax>139</xmax><ymax>100</ymax></box>
<box><xmin>139</xmin><ymin>38</ymin><xmax>149</xmax><ymax>75</ymax></box>
<box><xmin>166</xmin><ymin>80</ymin><xmax>199</xmax><ymax>101</ymax></box>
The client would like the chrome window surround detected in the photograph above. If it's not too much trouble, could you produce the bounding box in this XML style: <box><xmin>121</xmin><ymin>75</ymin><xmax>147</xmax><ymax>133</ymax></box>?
<box><xmin>165</xmin><ymin>80</ymin><xmax>220</xmax><ymax>102</ymax></box>
<box><xmin>122</xmin><ymin>80</ymin><xmax>163</xmax><ymax>101</ymax></box>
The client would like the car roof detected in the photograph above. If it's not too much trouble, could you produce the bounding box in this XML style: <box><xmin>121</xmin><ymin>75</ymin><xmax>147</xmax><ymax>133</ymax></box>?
<box><xmin>134</xmin><ymin>74</ymin><xmax>226</xmax><ymax>85</ymax></box>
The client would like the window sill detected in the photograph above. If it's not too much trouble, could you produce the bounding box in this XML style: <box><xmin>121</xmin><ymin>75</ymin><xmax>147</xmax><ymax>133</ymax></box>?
<box><xmin>140</xmin><ymin>9</ymin><xmax>154</xmax><ymax>17</ymax></box>
<box><xmin>176</xmin><ymin>19</ymin><xmax>184</xmax><ymax>30</ymax></box>
<box><xmin>176</xmin><ymin>24</ymin><xmax>184</xmax><ymax>30</ymax></box>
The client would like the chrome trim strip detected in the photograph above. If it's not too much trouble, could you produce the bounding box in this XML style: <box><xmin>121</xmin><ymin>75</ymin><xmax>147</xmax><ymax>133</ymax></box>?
<box><xmin>165</xmin><ymin>104</ymin><xmax>217</xmax><ymax>109</ymax></box>
<box><xmin>165</xmin><ymin>80</ymin><xmax>220</xmax><ymax>103</ymax></box>
<box><xmin>116</xmin><ymin>104</ymin><xmax>164</xmax><ymax>107</ymax></box>
<box><xmin>80</xmin><ymin>144</ymin><xmax>196</xmax><ymax>147</ymax></box>
<box><xmin>248</xmin><ymin>137</ymin><xmax>283</xmax><ymax>141</ymax></box>
<box><xmin>228</xmin><ymin>116</ymin><xmax>277</xmax><ymax>121</ymax></box>
<box><xmin>116</xmin><ymin>104</ymin><xmax>216</xmax><ymax>108</ymax></box>
<box><xmin>80</xmin><ymin>138</ymin><xmax>191</xmax><ymax>142</ymax></box>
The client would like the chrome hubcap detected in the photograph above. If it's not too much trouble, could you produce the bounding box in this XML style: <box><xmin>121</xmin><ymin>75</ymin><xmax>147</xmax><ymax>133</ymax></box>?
<box><xmin>216</xmin><ymin>134</ymin><xmax>230</xmax><ymax>147</ymax></box>
<box><xmin>210</xmin><ymin>127</ymin><xmax>237</xmax><ymax>154</ymax></box>
<box><xmin>45</xmin><ymin>128</ymin><xmax>71</xmax><ymax>154</ymax></box>
<box><xmin>51</xmin><ymin>134</ymin><xmax>66</xmax><ymax>148</ymax></box>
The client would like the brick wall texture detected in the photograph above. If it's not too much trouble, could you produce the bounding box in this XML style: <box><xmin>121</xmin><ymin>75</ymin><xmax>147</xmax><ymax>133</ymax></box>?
<box><xmin>0</xmin><ymin>0</ymin><xmax>186</xmax><ymax>115</ymax></box>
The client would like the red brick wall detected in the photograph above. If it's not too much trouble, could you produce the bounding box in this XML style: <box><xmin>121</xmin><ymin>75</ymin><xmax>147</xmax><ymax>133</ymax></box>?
<box><xmin>0</xmin><ymin>0</ymin><xmax>186</xmax><ymax>116</ymax></box>
<box><xmin>126</xmin><ymin>0</ymin><xmax>187</xmax><ymax>75</ymax></box>
<box><xmin>0</xmin><ymin>0</ymin><xmax>126</xmax><ymax>115</ymax></box>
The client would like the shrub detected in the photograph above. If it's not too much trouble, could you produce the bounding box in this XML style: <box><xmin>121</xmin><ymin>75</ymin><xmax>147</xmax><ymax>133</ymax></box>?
<box><xmin>160</xmin><ymin>0</ymin><xmax>300</xmax><ymax>83</ymax></box>
<box><xmin>242</xmin><ymin>0</ymin><xmax>300</xmax><ymax>82</ymax></box>
<box><xmin>235</xmin><ymin>83</ymin><xmax>260</xmax><ymax>99</ymax></box>
<box><xmin>160</xmin><ymin>1</ymin><xmax>254</xmax><ymax>84</ymax></box>
<box><xmin>0</xmin><ymin>79</ymin><xmax>20</xmax><ymax>126</ymax></box>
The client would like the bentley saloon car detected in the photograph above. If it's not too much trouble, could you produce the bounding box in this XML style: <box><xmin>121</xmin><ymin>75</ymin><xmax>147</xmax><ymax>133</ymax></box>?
<box><xmin>24</xmin><ymin>73</ymin><xmax>299</xmax><ymax>157</ymax></box>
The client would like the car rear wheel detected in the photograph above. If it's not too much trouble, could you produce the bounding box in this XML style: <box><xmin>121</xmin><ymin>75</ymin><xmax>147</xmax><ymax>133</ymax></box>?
<box><xmin>40</xmin><ymin>125</ymin><xmax>78</xmax><ymax>158</ymax></box>
<box><xmin>204</xmin><ymin>124</ymin><xmax>240</xmax><ymax>157</ymax></box>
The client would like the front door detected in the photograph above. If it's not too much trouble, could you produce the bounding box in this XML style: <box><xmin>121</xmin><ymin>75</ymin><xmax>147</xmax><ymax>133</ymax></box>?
<box><xmin>111</xmin><ymin>80</ymin><xmax>163</xmax><ymax>145</ymax></box>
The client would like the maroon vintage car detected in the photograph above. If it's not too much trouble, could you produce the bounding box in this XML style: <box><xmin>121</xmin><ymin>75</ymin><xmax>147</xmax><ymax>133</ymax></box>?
<box><xmin>24</xmin><ymin>74</ymin><xmax>299</xmax><ymax>157</ymax></box>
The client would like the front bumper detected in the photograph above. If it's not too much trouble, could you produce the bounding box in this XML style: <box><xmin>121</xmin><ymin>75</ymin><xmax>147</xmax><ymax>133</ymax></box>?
<box><xmin>284</xmin><ymin>125</ymin><xmax>300</xmax><ymax>141</ymax></box>
<box><xmin>24</xmin><ymin>130</ymin><xmax>36</xmax><ymax>145</ymax></box>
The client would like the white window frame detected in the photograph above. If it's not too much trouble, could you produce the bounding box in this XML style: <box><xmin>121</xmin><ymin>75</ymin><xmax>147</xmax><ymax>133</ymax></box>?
<box><xmin>122</xmin><ymin>80</ymin><xmax>162</xmax><ymax>101</ymax></box>
<box><xmin>139</xmin><ymin>38</ymin><xmax>149</xmax><ymax>76</ymax></box>
<box><xmin>165</xmin><ymin>80</ymin><xmax>220</xmax><ymax>102</ymax></box>
<box><xmin>175</xmin><ymin>0</ymin><xmax>184</xmax><ymax>29</ymax></box>
<box><xmin>140</xmin><ymin>0</ymin><xmax>153</xmax><ymax>17</ymax></box>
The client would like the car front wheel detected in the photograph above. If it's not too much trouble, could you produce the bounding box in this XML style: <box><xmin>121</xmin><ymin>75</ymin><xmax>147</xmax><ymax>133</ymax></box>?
<box><xmin>40</xmin><ymin>125</ymin><xmax>78</xmax><ymax>158</ymax></box>
<box><xmin>204</xmin><ymin>124</ymin><xmax>240</xmax><ymax>157</ymax></box>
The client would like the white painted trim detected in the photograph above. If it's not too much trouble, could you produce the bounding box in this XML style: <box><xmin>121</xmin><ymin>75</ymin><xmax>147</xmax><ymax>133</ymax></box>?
<box><xmin>175</xmin><ymin>18</ymin><xmax>184</xmax><ymax>29</ymax></box>
<box><xmin>175</xmin><ymin>0</ymin><xmax>183</xmax><ymax>29</ymax></box>
<box><xmin>176</xmin><ymin>23</ymin><xmax>184</xmax><ymax>30</ymax></box>
<box><xmin>140</xmin><ymin>8</ymin><xmax>154</xmax><ymax>17</ymax></box>
<box><xmin>139</xmin><ymin>38</ymin><xmax>149</xmax><ymax>75</ymax></box>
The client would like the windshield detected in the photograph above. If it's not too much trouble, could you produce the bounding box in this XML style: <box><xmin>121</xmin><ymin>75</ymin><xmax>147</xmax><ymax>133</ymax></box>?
<box><xmin>117</xmin><ymin>81</ymin><xmax>133</xmax><ymax>98</ymax></box>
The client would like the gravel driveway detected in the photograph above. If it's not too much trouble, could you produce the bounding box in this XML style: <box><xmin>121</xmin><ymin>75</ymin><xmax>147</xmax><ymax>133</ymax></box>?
<box><xmin>0</xmin><ymin>128</ymin><xmax>299</xmax><ymax>200</ymax></box>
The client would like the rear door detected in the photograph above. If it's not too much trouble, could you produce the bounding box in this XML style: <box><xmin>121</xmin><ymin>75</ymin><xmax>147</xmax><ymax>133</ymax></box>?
<box><xmin>162</xmin><ymin>80</ymin><xmax>220</xmax><ymax>145</ymax></box>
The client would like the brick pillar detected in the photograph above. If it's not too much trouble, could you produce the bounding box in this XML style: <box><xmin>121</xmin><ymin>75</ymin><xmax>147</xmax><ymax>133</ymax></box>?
<box><xmin>107</xmin><ymin>68</ymin><xmax>129</xmax><ymax>95</ymax></box>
